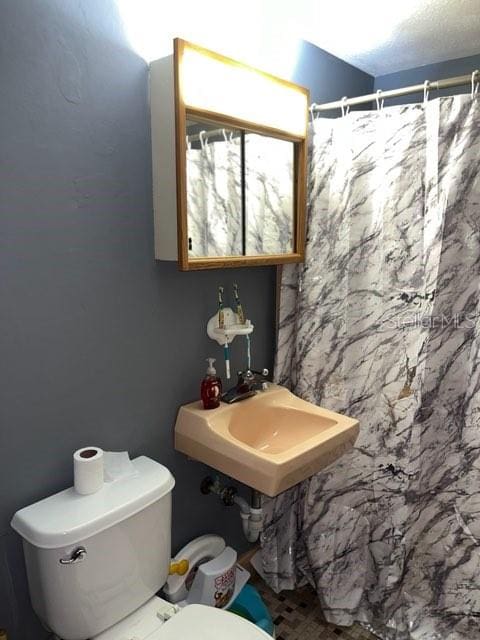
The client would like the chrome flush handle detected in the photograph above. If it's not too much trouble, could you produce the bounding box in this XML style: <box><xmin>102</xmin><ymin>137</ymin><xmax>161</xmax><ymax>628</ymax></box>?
<box><xmin>59</xmin><ymin>546</ymin><xmax>87</xmax><ymax>565</ymax></box>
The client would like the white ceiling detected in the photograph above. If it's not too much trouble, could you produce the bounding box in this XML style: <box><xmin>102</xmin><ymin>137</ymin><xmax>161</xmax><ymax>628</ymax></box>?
<box><xmin>308</xmin><ymin>0</ymin><xmax>480</xmax><ymax>76</ymax></box>
<box><xmin>116</xmin><ymin>0</ymin><xmax>480</xmax><ymax>77</ymax></box>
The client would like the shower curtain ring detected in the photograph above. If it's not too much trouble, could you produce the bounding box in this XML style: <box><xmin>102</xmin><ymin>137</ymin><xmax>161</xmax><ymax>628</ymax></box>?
<box><xmin>375</xmin><ymin>89</ymin><xmax>384</xmax><ymax>111</ymax></box>
<box><xmin>309</xmin><ymin>103</ymin><xmax>318</xmax><ymax>125</ymax></box>
<box><xmin>423</xmin><ymin>80</ymin><xmax>430</xmax><ymax>104</ymax></box>
<box><xmin>341</xmin><ymin>96</ymin><xmax>350</xmax><ymax>117</ymax></box>
<box><xmin>199</xmin><ymin>130</ymin><xmax>207</xmax><ymax>148</ymax></box>
<box><xmin>471</xmin><ymin>70</ymin><xmax>479</xmax><ymax>98</ymax></box>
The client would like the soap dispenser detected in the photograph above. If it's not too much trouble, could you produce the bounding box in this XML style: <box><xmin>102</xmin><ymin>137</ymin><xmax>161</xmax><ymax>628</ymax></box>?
<box><xmin>201</xmin><ymin>358</ymin><xmax>222</xmax><ymax>410</ymax></box>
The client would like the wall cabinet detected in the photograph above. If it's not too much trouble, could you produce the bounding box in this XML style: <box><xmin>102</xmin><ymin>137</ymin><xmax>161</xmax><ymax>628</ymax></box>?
<box><xmin>150</xmin><ymin>39</ymin><xmax>309</xmax><ymax>270</ymax></box>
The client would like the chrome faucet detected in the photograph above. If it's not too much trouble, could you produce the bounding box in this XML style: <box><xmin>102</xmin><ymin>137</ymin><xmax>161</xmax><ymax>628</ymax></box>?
<box><xmin>222</xmin><ymin>368</ymin><xmax>270</xmax><ymax>404</ymax></box>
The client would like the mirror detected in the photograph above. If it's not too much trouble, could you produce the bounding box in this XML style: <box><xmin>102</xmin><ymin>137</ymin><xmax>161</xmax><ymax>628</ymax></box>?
<box><xmin>186</xmin><ymin>121</ymin><xmax>243</xmax><ymax>258</ymax></box>
<box><xmin>244</xmin><ymin>133</ymin><xmax>294</xmax><ymax>256</ymax></box>
<box><xmin>186</xmin><ymin>120</ymin><xmax>295</xmax><ymax>259</ymax></box>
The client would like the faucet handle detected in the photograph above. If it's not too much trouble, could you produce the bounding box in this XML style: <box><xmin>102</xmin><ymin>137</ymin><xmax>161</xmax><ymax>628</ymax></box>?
<box><xmin>249</xmin><ymin>368</ymin><xmax>269</xmax><ymax>378</ymax></box>
<box><xmin>236</xmin><ymin>368</ymin><xmax>269</xmax><ymax>387</ymax></box>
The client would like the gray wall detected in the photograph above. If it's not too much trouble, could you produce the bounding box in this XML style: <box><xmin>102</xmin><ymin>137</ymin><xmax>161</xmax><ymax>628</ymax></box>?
<box><xmin>374</xmin><ymin>53</ymin><xmax>480</xmax><ymax>105</ymax></box>
<box><xmin>294</xmin><ymin>40</ymin><xmax>373</xmax><ymax>107</ymax></box>
<box><xmin>0</xmin><ymin>2</ymin><xmax>372</xmax><ymax>637</ymax></box>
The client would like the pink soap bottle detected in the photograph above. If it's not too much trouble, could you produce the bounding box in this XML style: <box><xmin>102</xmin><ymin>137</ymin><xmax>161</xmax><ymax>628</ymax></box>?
<box><xmin>201</xmin><ymin>358</ymin><xmax>222</xmax><ymax>409</ymax></box>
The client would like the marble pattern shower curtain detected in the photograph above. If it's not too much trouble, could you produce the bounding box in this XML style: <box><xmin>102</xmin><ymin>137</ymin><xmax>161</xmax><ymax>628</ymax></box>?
<box><xmin>263</xmin><ymin>95</ymin><xmax>480</xmax><ymax>640</ymax></box>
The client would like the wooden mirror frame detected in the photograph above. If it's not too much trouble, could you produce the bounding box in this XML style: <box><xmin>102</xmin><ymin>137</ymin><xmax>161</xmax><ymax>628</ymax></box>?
<box><xmin>173</xmin><ymin>38</ymin><xmax>309</xmax><ymax>271</ymax></box>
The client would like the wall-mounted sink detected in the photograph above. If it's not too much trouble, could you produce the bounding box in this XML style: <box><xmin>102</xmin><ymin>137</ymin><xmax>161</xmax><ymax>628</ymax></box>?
<box><xmin>174</xmin><ymin>385</ymin><xmax>359</xmax><ymax>496</ymax></box>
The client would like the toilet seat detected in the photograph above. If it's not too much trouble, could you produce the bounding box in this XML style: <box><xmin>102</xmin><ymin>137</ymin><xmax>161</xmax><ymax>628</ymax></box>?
<box><xmin>93</xmin><ymin>596</ymin><xmax>271</xmax><ymax>640</ymax></box>
<box><xmin>158</xmin><ymin>603</ymin><xmax>272</xmax><ymax>639</ymax></box>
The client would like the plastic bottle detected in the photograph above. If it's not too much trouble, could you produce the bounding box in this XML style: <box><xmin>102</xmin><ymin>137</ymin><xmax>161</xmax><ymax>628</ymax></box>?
<box><xmin>201</xmin><ymin>358</ymin><xmax>222</xmax><ymax>409</ymax></box>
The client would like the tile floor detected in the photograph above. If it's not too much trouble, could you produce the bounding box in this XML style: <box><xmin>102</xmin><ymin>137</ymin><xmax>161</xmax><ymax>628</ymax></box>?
<box><xmin>250</xmin><ymin>572</ymin><xmax>378</xmax><ymax>640</ymax></box>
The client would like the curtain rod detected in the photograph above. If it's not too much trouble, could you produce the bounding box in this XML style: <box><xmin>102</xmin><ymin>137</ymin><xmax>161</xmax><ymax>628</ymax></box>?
<box><xmin>312</xmin><ymin>71</ymin><xmax>479</xmax><ymax>112</ymax></box>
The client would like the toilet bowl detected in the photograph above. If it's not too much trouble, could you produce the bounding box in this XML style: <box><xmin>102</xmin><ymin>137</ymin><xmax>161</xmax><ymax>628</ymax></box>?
<box><xmin>11</xmin><ymin>456</ymin><xmax>270</xmax><ymax>640</ymax></box>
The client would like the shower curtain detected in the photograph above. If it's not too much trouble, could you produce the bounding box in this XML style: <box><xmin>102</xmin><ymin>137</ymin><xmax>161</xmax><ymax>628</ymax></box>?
<box><xmin>262</xmin><ymin>95</ymin><xmax>480</xmax><ymax>640</ymax></box>
<box><xmin>186</xmin><ymin>135</ymin><xmax>242</xmax><ymax>257</ymax></box>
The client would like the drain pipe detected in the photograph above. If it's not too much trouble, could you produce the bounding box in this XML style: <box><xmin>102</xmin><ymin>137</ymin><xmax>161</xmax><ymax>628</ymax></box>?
<box><xmin>233</xmin><ymin>490</ymin><xmax>263</xmax><ymax>543</ymax></box>
<box><xmin>200</xmin><ymin>477</ymin><xmax>263</xmax><ymax>543</ymax></box>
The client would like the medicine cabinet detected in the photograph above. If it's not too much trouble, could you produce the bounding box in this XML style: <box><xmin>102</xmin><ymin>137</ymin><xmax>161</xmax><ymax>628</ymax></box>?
<box><xmin>150</xmin><ymin>39</ymin><xmax>309</xmax><ymax>271</ymax></box>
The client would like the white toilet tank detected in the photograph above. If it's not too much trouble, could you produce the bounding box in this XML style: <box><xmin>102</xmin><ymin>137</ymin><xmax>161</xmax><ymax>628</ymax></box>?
<box><xmin>11</xmin><ymin>456</ymin><xmax>175</xmax><ymax>640</ymax></box>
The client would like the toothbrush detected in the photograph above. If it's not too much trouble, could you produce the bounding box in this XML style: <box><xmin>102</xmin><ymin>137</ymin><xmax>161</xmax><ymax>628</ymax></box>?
<box><xmin>223</xmin><ymin>341</ymin><xmax>231</xmax><ymax>379</ymax></box>
<box><xmin>234</xmin><ymin>283</ymin><xmax>252</xmax><ymax>370</ymax></box>
<box><xmin>217</xmin><ymin>286</ymin><xmax>230</xmax><ymax>378</ymax></box>
<box><xmin>233</xmin><ymin>283</ymin><xmax>245</xmax><ymax>324</ymax></box>
<box><xmin>218</xmin><ymin>286</ymin><xmax>225</xmax><ymax>329</ymax></box>
<box><xmin>246</xmin><ymin>333</ymin><xmax>252</xmax><ymax>370</ymax></box>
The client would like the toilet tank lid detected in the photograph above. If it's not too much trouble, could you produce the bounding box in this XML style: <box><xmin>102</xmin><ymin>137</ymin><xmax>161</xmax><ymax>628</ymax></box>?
<box><xmin>10</xmin><ymin>456</ymin><xmax>175</xmax><ymax>549</ymax></box>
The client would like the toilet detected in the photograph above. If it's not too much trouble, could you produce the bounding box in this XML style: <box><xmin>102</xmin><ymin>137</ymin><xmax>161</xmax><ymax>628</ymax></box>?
<box><xmin>11</xmin><ymin>456</ymin><xmax>270</xmax><ymax>640</ymax></box>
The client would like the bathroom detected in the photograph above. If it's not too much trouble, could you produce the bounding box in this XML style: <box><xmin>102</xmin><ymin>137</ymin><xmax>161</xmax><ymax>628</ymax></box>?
<box><xmin>2</xmin><ymin>0</ymin><xmax>480</xmax><ymax>638</ymax></box>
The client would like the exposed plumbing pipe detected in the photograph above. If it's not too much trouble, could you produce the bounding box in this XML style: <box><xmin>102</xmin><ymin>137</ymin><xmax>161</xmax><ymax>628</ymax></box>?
<box><xmin>250</xmin><ymin>488</ymin><xmax>261</xmax><ymax>510</ymax></box>
<box><xmin>233</xmin><ymin>495</ymin><xmax>250</xmax><ymax>515</ymax></box>
<box><xmin>200</xmin><ymin>477</ymin><xmax>263</xmax><ymax>543</ymax></box>
<box><xmin>233</xmin><ymin>493</ymin><xmax>262</xmax><ymax>543</ymax></box>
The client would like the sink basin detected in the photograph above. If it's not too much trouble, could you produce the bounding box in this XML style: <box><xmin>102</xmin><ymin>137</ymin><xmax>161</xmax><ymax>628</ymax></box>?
<box><xmin>229</xmin><ymin>405</ymin><xmax>337</xmax><ymax>454</ymax></box>
<box><xmin>174</xmin><ymin>384</ymin><xmax>359</xmax><ymax>496</ymax></box>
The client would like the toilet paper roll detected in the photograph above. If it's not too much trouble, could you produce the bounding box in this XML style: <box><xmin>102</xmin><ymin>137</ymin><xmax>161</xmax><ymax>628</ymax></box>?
<box><xmin>74</xmin><ymin>447</ymin><xmax>104</xmax><ymax>495</ymax></box>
